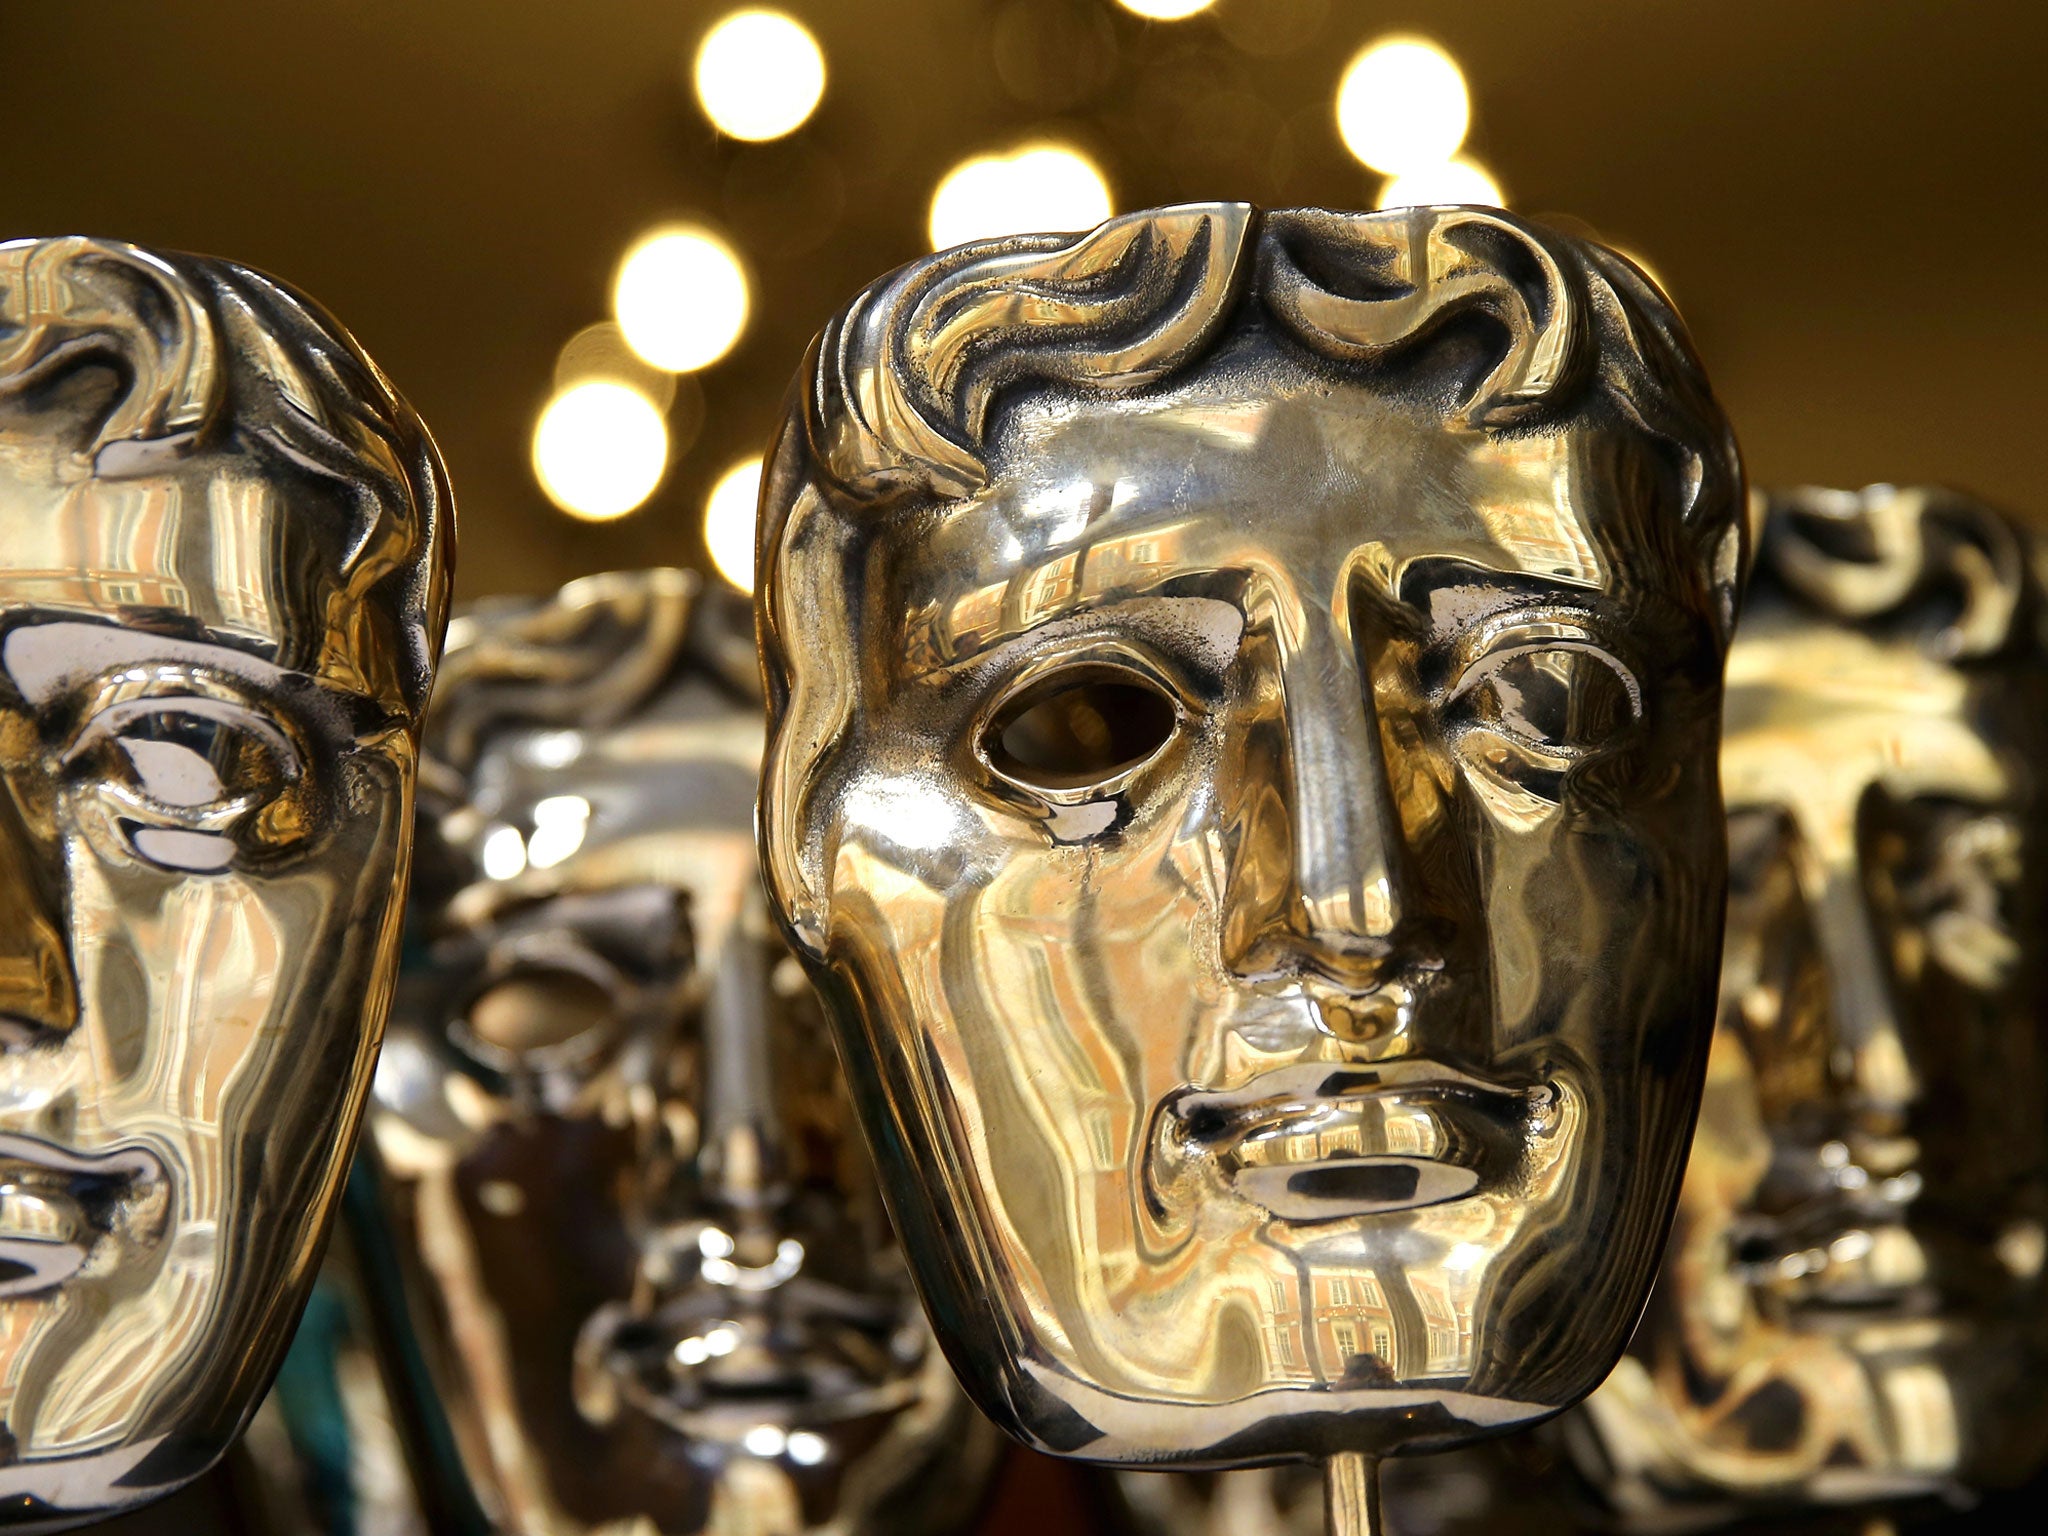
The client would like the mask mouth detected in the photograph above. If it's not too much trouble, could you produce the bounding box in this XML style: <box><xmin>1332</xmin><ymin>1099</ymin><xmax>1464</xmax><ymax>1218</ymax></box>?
<box><xmin>574</xmin><ymin>1270</ymin><xmax>933</xmax><ymax>1442</ymax></box>
<box><xmin>573</xmin><ymin>1211</ymin><xmax>935</xmax><ymax>1441</ymax></box>
<box><xmin>1160</xmin><ymin>1059</ymin><xmax>1559</xmax><ymax>1224</ymax></box>
<box><xmin>0</xmin><ymin>1133</ymin><xmax>171</xmax><ymax>1298</ymax></box>
<box><xmin>1723</xmin><ymin>1138</ymin><xmax>1973</xmax><ymax>1323</ymax></box>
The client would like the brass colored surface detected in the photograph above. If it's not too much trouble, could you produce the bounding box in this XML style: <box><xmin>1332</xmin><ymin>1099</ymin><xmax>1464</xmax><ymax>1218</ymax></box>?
<box><xmin>0</xmin><ymin>236</ymin><xmax>450</xmax><ymax>1528</ymax></box>
<box><xmin>756</xmin><ymin>203</ymin><xmax>1747</xmax><ymax>1480</ymax></box>
<box><xmin>1573</xmin><ymin>486</ymin><xmax>2048</xmax><ymax>1522</ymax></box>
<box><xmin>368</xmin><ymin>571</ymin><xmax>998</xmax><ymax>1536</ymax></box>
<box><xmin>1105</xmin><ymin>1438</ymin><xmax>1579</xmax><ymax>1536</ymax></box>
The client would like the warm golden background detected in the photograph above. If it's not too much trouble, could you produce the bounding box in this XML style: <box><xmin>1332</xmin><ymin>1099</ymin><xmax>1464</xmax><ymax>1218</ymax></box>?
<box><xmin>7</xmin><ymin>0</ymin><xmax>2043</xmax><ymax>601</ymax></box>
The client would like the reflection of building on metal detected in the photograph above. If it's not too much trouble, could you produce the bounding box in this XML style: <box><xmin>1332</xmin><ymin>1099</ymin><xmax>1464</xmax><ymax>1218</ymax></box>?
<box><xmin>613</xmin><ymin>226</ymin><xmax>750</xmax><ymax>373</ymax></box>
<box><xmin>1337</xmin><ymin>37</ymin><xmax>1469</xmax><ymax>174</ymax></box>
<box><xmin>692</xmin><ymin>9</ymin><xmax>826</xmax><ymax>141</ymax></box>
<box><xmin>532</xmin><ymin>379</ymin><xmax>669</xmax><ymax>520</ymax></box>
<box><xmin>928</xmin><ymin>143</ymin><xmax>1112</xmax><ymax>250</ymax></box>
<box><xmin>704</xmin><ymin>456</ymin><xmax>766</xmax><ymax>592</ymax></box>
<box><xmin>1377</xmin><ymin>157</ymin><xmax>1505</xmax><ymax>210</ymax></box>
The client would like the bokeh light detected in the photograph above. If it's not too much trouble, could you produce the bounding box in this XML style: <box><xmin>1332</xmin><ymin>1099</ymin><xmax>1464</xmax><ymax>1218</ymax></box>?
<box><xmin>532</xmin><ymin>380</ymin><xmax>669</xmax><ymax>521</ymax></box>
<box><xmin>704</xmin><ymin>456</ymin><xmax>765</xmax><ymax>591</ymax></box>
<box><xmin>612</xmin><ymin>227</ymin><xmax>749</xmax><ymax>373</ymax></box>
<box><xmin>693</xmin><ymin>9</ymin><xmax>826</xmax><ymax>141</ymax></box>
<box><xmin>554</xmin><ymin>321</ymin><xmax>676</xmax><ymax>409</ymax></box>
<box><xmin>1337</xmin><ymin>37</ymin><xmax>1470</xmax><ymax>175</ymax></box>
<box><xmin>928</xmin><ymin>144</ymin><xmax>1113</xmax><ymax>250</ymax></box>
<box><xmin>1116</xmin><ymin>0</ymin><xmax>1217</xmax><ymax>18</ymax></box>
<box><xmin>1377</xmin><ymin>157</ymin><xmax>1505</xmax><ymax>211</ymax></box>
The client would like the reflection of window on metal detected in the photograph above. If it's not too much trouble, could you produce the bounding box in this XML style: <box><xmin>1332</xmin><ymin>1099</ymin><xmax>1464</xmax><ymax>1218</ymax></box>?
<box><xmin>697</xmin><ymin>1225</ymin><xmax>805</xmax><ymax>1290</ymax></box>
<box><xmin>525</xmin><ymin>795</ymin><xmax>590</xmax><ymax>870</ymax></box>
<box><xmin>480</xmin><ymin>824</ymin><xmax>526</xmax><ymax>881</ymax></box>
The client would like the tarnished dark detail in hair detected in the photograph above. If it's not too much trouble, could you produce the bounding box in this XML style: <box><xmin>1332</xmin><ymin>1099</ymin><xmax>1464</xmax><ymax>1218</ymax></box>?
<box><xmin>1258</xmin><ymin>206</ymin><xmax>1588</xmax><ymax>428</ymax></box>
<box><xmin>0</xmin><ymin>235</ymin><xmax>452</xmax><ymax>716</ymax></box>
<box><xmin>782</xmin><ymin>202</ymin><xmax>1738</xmax><ymax>531</ymax></box>
<box><xmin>1761</xmin><ymin>485</ymin><xmax>2038</xmax><ymax>662</ymax></box>
<box><xmin>811</xmin><ymin>205</ymin><xmax>1255</xmax><ymax>501</ymax></box>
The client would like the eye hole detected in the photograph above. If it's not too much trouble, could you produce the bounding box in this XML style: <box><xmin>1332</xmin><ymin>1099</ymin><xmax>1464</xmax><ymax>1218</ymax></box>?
<box><xmin>1877</xmin><ymin>805</ymin><xmax>2023</xmax><ymax>991</ymax></box>
<box><xmin>1453</xmin><ymin>643</ymin><xmax>1640</xmax><ymax>758</ymax></box>
<box><xmin>983</xmin><ymin>667</ymin><xmax>1178</xmax><ymax>791</ymax></box>
<box><xmin>68</xmin><ymin>698</ymin><xmax>302</xmax><ymax>871</ymax></box>
<box><xmin>461</xmin><ymin>966</ymin><xmax>618</xmax><ymax>1060</ymax></box>
<box><xmin>107</xmin><ymin>706</ymin><xmax>290</xmax><ymax>808</ymax></box>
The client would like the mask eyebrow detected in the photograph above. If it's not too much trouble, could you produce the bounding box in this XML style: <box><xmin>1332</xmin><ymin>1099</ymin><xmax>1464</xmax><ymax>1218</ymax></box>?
<box><xmin>907</xmin><ymin>584</ymin><xmax>1249</xmax><ymax>683</ymax></box>
<box><xmin>1392</xmin><ymin>559</ymin><xmax>1626</xmax><ymax>644</ymax></box>
<box><xmin>0</xmin><ymin>616</ymin><xmax>393</xmax><ymax>741</ymax></box>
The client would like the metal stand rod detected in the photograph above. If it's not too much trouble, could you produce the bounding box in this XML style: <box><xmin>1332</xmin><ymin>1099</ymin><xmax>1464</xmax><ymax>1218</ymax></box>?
<box><xmin>1325</xmin><ymin>1452</ymin><xmax>1381</xmax><ymax>1536</ymax></box>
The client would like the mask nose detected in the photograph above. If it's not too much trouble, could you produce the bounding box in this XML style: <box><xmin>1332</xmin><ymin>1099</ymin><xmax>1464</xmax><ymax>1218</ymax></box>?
<box><xmin>1221</xmin><ymin>600</ymin><xmax>1429</xmax><ymax>989</ymax></box>
<box><xmin>1797</xmin><ymin>790</ymin><xmax>1921</xmax><ymax>1163</ymax></box>
<box><xmin>0</xmin><ymin>777</ymin><xmax>77</xmax><ymax>1043</ymax></box>
<box><xmin>692</xmin><ymin>880</ymin><xmax>800</xmax><ymax>1273</ymax></box>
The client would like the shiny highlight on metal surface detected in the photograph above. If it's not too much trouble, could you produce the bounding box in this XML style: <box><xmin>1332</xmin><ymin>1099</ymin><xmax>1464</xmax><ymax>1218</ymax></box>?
<box><xmin>1572</xmin><ymin>485</ymin><xmax>2048</xmax><ymax>1525</ymax></box>
<box><xmin>754</xmin><ymin>201</ymin><xmax>1747</xmax><ymax>1513</ymax></box>
<box><xmin>367</xmin><ymin>571</ymin><xmax>998</xmax><ymax>1536</ymax></box>
<box><xmin>0</xmin><ymin>235</ymin><xmax>451</xmax><ymax>1529</ymax></box>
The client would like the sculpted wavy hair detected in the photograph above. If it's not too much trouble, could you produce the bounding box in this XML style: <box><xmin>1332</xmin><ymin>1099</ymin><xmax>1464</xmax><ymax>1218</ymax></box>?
<box><xmin>1758</xmin><ymin>484</ymin><xmax>2042</xmax><ymax>663</ymax></box>
<box><xmin>0</xmin><ymin>234</ymin><xmax>452</xmax><ymax>718</ymax></box>
<box><xmin>756</xmin><ymin>202</ymin><xmax>1746</xmax><ymax>942</ymax></box>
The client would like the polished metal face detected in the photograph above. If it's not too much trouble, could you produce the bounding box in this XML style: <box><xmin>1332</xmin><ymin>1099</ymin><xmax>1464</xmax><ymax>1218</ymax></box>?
<box><xmin>369</xmin><ymin>571</ymin><xmax>997</xmax><ymax>1536</ymax></box>
<box><xmin>1574</xmin><ymin>485</ymin><xmax>2048</xmax><ymax>1522</ymax></box>
<box><xmin>0</xmin><ymin>236</ymin><xmax>450</xmax><ymax>1528</ymax></box>
<box><xmin>757</xmin><ymin>203</ymin><xmax>1747</xmax><ymax>1473</ymax></box>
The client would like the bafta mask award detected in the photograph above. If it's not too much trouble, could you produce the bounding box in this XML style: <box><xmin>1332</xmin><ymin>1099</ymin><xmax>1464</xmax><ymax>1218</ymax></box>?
<box><xmin>754</xmin><ymin>202</ymin><xmax>1747</xmax><ymax>1529</ymax></box>
<box><xmin>0</xmin><ymin>236</ymin><xmax>451</xmax><ymax>1527</ymax></box>
<box><xmin>1572</xmin><ymin>485</ymin><xmax>2048</xmax><ymax>1524</ymax></box>
<box><xmin>367</xmin><ymin>571</ymin><xmax>998</xmax><ymax>1536</ymax></box>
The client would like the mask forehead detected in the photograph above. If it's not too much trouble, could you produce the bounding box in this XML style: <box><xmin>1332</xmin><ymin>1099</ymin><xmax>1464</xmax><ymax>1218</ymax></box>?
<box><xmin>471</xmin><ymin>703</ymin><xmax>763</xmax><ymax>939</ymax></box>
<box><xmin>1723</xmin><ymin>618</ymin><xmax>2010</xmax><ymax>840</ymax></box>
<box><xmin>902</xmin><ymin>371</ymin><xmax>1661</xmax><ymax>670</ymax></box>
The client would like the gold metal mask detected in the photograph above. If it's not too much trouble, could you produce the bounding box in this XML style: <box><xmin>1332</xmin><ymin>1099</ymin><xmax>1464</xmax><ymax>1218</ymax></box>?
<box><xmin>0</xmin><ymin>236</ymin><xmax>450</xmax><ymax>1527</ymax></box>
<box><xmin>755</xmin><ymin>203</ymin><xmax>1747</xmax><ymax>1517</ymax></box>
<box><xmin>368</xmin><ymin>571</ymin><xmax>998</xmax><ymax>1536</ymax></box>
<box><xmin>1573</xmin><ymin>485</ymin><xmax>2048</xmax><ymax>1523</ymax></box>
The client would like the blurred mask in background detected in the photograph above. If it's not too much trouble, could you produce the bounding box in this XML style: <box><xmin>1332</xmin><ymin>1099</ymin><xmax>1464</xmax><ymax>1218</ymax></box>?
<box><xmin>1572</xmin><ymin>485</ymin><xmax>2048</xmax><ymax>1523</ymax></box>
<box><xmin>0</xmin><ymin>236</ymin><xmax>449</xmax><ymax>1528</ymax></box>
<box><xmin>755</xmin><ymin>202</ymin><xmax>1747</xmax><ymax>1470</ymax></box>
<box><xmin>1103</xmin><ymin>1437</ymin><xmax>1578</xmax><ymax>1536</ymax></box>
<box><xmin>367</xmin><ymin>570</ymin><xmax>997</xmax><ymax>1536</ymax></box>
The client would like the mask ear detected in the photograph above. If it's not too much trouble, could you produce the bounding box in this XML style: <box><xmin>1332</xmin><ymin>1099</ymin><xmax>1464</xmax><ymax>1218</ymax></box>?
<box><xmin>758</xmin><ymin>729</ymin><xmax>828</xmax><ymax>961</ymax></box>
<box><xmin>1712</xmin><ymin>504</ymin><xmax>1755</xmax><ymax>647</ymax></box>
<box><xmin>756</xmin><ymin>459</ymin><xmax>850</xmax><ymax>962</ymax></box>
